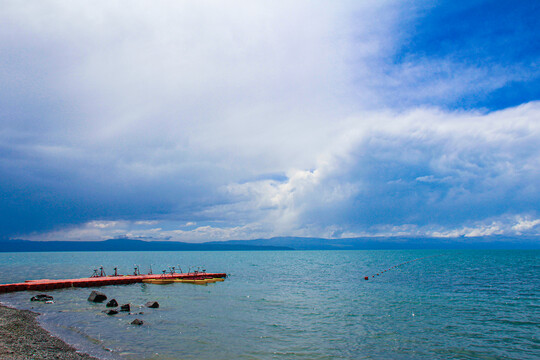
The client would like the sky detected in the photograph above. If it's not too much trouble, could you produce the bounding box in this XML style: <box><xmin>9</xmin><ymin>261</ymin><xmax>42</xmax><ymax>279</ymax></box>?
<box><xmin>1</xmin><ymin>0</ymin><xmax>539</xmax><ymax>242</ymax></box>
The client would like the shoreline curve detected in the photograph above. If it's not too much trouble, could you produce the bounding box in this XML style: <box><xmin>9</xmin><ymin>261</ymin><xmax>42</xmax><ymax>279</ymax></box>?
<box><xmin>0</xmin><ymin>303</ymin><xmax>102</xmax><ymax>360</ymax></box>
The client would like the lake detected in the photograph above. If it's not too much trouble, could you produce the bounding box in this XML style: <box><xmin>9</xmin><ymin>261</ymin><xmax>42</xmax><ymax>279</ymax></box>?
<box><xmin>0</xmin><ymin>250</ymin><xmax>538</xmax><ymax>359</ymax></box>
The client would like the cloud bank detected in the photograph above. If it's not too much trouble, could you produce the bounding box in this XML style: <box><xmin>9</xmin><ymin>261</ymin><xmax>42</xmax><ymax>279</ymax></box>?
<box><xmin>1</xmin><ymin>1</ymin><xmax>539</xmax><ymax>241</ymax></box>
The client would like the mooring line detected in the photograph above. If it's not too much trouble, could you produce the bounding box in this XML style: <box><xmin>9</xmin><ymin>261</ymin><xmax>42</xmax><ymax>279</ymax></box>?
<box><xmin>364</xmin><ymin>254</ymin><xmax>440</xmax><ymax>280</ymax></box>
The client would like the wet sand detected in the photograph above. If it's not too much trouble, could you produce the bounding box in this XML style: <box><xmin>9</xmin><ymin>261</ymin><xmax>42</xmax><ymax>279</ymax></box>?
<box><xmin>0</xmin><ymin>304</ymin><xmax>100</xmax><ymax>360</ymax></box>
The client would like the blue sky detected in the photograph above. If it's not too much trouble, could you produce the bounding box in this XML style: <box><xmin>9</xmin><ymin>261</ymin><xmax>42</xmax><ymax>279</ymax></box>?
<box><xmin>1</xmin><ymin>0</ymin><xmax>539</xmax><ymax>242</ymax></box>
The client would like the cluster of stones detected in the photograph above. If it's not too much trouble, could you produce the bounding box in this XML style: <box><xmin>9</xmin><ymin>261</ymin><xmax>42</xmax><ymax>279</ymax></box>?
<box><xmin>30</xmin><ymin>291</ymin><xmax>159</xmax><ymax>326</ymax></box>
<box><xmin>87</xmin><ymin>290</ymin><xmax>159</xmax><ymax>326</ymax></box>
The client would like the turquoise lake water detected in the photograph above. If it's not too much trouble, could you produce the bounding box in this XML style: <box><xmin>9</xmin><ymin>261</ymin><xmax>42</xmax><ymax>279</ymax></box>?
<box><xmin>0</xmin><ymin>250</ymin><xmax>538</xmax><ymax>359</ymax></box>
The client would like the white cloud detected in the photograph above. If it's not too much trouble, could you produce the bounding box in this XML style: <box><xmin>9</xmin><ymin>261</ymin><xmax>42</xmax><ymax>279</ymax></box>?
<box><xmin>26</xmin><ymin>221</ymin><xmax>127</xmax><ymax>241</ymax></box>
<box><xmin>512</xmin><ymin>217</ymin><xmax>540</xmax><ymax>233</ymax></box>
<box><xmin>197</xmin><ymin>102</ymin><xmax>540</xmax><ymax>237</ymax></box>
<box><xmin>89</xmin><ymin>221</ymin><xmax>122</xmax><ymax>229</ymax></box>
<box><xmin>29</xmin><ymin>101</ymin><xmax>540</xmax><ymax>242</ymax></box>
<box><xmin>12</xmin><ymin>99</ymin><xmax>540</xmax><ymax>241</ymax></box>
<box><xmin>134</xmin><ymin>220</ymin><xmax>159</xmax><ymax>226</ymax></box>
<box><xmin>429</xmin><ymin>215</ymin><xmax>540</xmax><ymax>238</ymax></box>
<box><xmin>1</xmin><ymin>2</ymin><xmax>538</xmax><ymax>241</ymax></box>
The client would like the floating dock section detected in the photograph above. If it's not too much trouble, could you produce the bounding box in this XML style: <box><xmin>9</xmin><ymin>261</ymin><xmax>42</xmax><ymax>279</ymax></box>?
<box><xmin>0</xmin><ymin>273</ymin><xmax>226</xmax><ymax>294</ymax></box>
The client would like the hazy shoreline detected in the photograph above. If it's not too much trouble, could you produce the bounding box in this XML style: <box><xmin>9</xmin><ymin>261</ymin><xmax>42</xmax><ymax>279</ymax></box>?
<box><xmin>0</xmin><ymin>303</ymin><xmax>101</xmax><ymax>360</ymax></box>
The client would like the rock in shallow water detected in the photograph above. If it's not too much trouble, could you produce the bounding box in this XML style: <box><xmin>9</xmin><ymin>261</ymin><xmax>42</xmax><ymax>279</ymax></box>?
<box><xmin>145</xmin><ymin>301</ymin><xmax>159</xmax><ymax>308</ymax></box>
<box><xmin>103</xmin><ymin>309</ymin><xmax>118</xmax><ymax>315</ymax></box>
<box><xmin>106</xmin><ymin>299</ymin><xmax>118</xmax><ymax>307</ymax></box>
<box><xmin>120</xmin><ymin>303</ymin><xmax>130</xmax><ymax>312</ymax></box>
<box><xmin>88</xmin><ymin>290</ymin><xmax>107</xmax><ymax>303</ymax></box>
<box><xmin>30</xmin><ymin>294</ymin><xmax>53</xmax><ymax>302</ymax></box>
<box><xmin>131</xmin><ymin>319</ymin><xmax>144</xmax><ymax>325</ymax></box>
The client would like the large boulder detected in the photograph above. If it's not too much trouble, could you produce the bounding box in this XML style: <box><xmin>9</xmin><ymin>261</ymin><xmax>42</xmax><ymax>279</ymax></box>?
<box><xmin>87</xmin><ymin>291</ymin><xmax>107</xmax><ymax>303</ymax></box>
<box><xmin>131</xmin><ymin>319</ymin><xmax>144</xmax><ymax>325</ymax></box>
<box><xmin>145</xmin><ymin>301</ymin><xmax>159</xmax><ymax>308</ymax></box>
<box><xmin>106</xmin><ymin>299</ymin><xmax>118</xmax><ymax>307</ymax></box>
<box><xmin>120</xmin><ymin>304</ymin><xmax>130</xmax><ymax>312</ymax></box>
<box><xmin>30</xmin><ymin>294</ymin><xmax>53</xmax><ymax>302</ymax></box>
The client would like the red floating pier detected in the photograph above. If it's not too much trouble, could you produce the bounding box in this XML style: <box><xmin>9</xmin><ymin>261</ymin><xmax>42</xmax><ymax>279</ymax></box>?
<box><xmin>0</xmin><ymin>273</ymin><xmax>227</xmax><ymax>294</ymax></box>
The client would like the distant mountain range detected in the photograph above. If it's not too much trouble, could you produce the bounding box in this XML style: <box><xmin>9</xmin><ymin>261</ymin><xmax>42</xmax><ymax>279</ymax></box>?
<box><xmin>211</xmin><ymin>236</ymin><xmax>540</xmax><ymax>250</ymax></box>
<box><xmin>0</xmin><ymin>238</ymin><xmax>292</xmax><ymax>252</ymax></box>
<box><xmin>1</xmin><ymin>236</ymin><xmax>539</xmax><ymax>252</ymax></box>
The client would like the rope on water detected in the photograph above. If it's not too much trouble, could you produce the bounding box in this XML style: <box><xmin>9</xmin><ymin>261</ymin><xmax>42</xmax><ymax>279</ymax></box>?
<box><xmin>364</xmin><ymin>254</ymin><xmax>441</xmax><ymax>280</ymax></box>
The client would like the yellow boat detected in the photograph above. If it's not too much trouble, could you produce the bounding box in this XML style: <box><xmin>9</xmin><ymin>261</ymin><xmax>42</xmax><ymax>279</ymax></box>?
<box><xmin>142</xmin><ymin>278</ymin><xmax>175</xmax><ymax>285</ymax></box>
<box><xmin>173</xmin><ymin>278</ymin><xmax>208</xmax><ymax>285</ymax></box>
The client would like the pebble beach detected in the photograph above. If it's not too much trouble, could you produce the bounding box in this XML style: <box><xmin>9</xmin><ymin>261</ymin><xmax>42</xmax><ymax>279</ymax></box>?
<box><xmin>0</xmin><ymin>304</ymin><xmax>100</xmax><ymax>360</ymax></box>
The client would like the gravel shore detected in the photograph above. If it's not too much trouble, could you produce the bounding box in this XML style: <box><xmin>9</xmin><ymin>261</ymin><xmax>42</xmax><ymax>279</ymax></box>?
<box><xmin>0</xmin><ymin>304</ymin><xmax>100</xmax><ymax>360</ymax></box>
